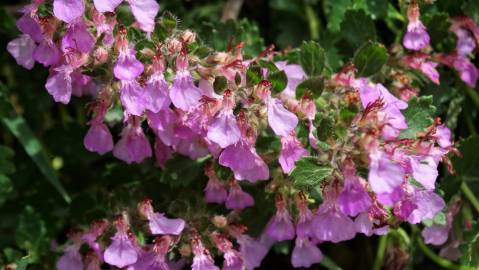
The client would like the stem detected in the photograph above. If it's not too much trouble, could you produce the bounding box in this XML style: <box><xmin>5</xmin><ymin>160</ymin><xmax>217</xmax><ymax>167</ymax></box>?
<box><xmin>416</xmin><ymin>235</ymin><xmax>460</xmax><ymax>270</ymax></box>
<box><xmin>372</xmin><ymin>235</ymin><xmax>388</xmax><ymax>270</ymax></box>
<box><xmin>461</xmin><ymin>182</ymin><xmax>479</xmax><ymax>213</ymax></box>
<box><xmin>305</xmin><ymin>4</ymin><xmax>320</xmax><ymax>41</ymax></box>
<box><xmin>320</xmin><ymin>255</ymin><xmax>343</xmax><ymax>270</ymax></box>
<box><xmin>463</xmin><ymin>86</ymin><xmax>479</xmax><ymax>110</ymax></box>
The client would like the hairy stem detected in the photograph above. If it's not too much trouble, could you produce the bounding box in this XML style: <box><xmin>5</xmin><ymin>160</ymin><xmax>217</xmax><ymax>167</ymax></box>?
<box><xmin>373</xmin><ymin>235</ymin><xmax>388</xmax><ymax>270</ymax></box>
<box><xmin>461</xmin><ymin>182</ymin><xmax>479</xmax><ymax>214</ymax></box>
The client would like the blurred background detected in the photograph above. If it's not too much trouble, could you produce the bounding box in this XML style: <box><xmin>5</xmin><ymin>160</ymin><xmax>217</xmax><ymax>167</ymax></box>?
<box><xmin>1</xmin><ymin>0</ymin><xmax>479</xmax><ymax>269</ymax></box>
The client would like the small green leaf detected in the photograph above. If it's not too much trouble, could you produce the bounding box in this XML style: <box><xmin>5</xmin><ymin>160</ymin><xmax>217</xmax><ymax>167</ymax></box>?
<box><xmin>213</xmin><ymin>76</ymin><xmax>227</xmax><ymax>94</ymax></box>
<box><xmin>340</xmin><ymin>9</ymin><xmax>376</xmax><ymax>47</ymax></box>
<box><xmin>291</xmin><ymin>157</ymin><xmax>333</xmax><ymax>189</ymax></box>
<box><xmin>399</xmin><ymin>96</ymin><xmax>436</xmax><ymax>139</ymax></box>
<box><xmin>299</xmin><ymin>41</ymin><xmax>325</xmax><ymax>76</ymax></box>
<box><xmin>353</xmin><ymin>41</ymin><xmax>388</xmax><ymax>77</ymax></box>
<box><xmin>246</xmin><ymin>65</ymin><xmax>263</xmax><ymax>86</ymax></box>
<box><xmin>269</xmin><ymin>70</ymin><xmax>288</xmax><ymax>93</ymax></box>
<box><xmin>15</xmin><ymin>206</ymin><xmax>48</xmax><ymax>260</ymax></box>
<box><xmin>296</xmin><ymin>76</ymin><xmax>324</xmax><ymax>99</ymax></box>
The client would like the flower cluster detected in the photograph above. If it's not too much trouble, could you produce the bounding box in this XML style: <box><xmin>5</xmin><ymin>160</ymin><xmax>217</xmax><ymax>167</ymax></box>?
<box><xmin>7</xmin><ymin>0</ymin><xmax>463</xmax><ymax>269</ymax></box>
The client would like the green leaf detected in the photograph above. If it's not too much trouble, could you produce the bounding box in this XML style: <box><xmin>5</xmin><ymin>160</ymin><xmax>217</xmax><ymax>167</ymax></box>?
<box><xmin>269</xmin><ymin>70</ymin><xmax>288</xmax><ymax>93</ymax></box>
<box><xmin>324</xmin><ymin>0</ymin><xmax>353</xmax><ymax>32</ymax></box>
<box><xmin>246</xmin><ymin>65</ymin><xmax>263</xmax><ymax>86</ymax></box>
<box><xmin>340</xmin><ymin>9</ymin><xmax>376</xmax><ymax>47</ymax></box>
<box><xmin>213</xmin><ymin>76</ymin><xmax>227</xmax><ymax>94</ymax></box>
<box><xmin>366</xmin><ymin>0</ymin><xmax>389</xmax><ymax>18</ymax></box>
<box><xmin>15</xmin><ymin>206</ymin><xmax>48</xmax><ymax>260</ymax></box>
<box><xmin>0</xmin><ymin>145</ymin><xmax>15</xmax><ymax>175</ymax></box>
<box><xmin>399</xmin><ymin>96</ymin><xmax>436</xmax><ymax>139</ymax></box>
<box><xmin>0</xmin><ymin>175</ymin><xmax>13</xmax><ymax>206</ymax></box>
<box><xmin>160</xmin><ymin>156</ymin><xmax>208</xmax><ymax>188</ymax></box>
<box><xmin>299</xmin><ymin>41</ymin><xmax>325</xmax><ymax>76</ymax></box>
<box><xmin>290</xmin><ymin>157</ymin><xmax>333</xmax><ymax>189</ymax></box>
<box><xmin>2</xmin><ymin>115</ymin><xmax>71</xmax><ymax>203</ymax></box>
<box><xmin>353</xmin><ymin>41</ymin><xmax>388</xmax><ymax>77</ymax></box>
<box><xmin>296</xmin><ymin>76</ymin><xmax>324</xmax><ymax>99</ymax></box>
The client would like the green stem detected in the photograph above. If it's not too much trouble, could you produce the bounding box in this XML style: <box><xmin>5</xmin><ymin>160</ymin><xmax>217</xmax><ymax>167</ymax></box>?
<box><xmin>304</xmin><ymin>4</ymin><xmax>319</xmax><ymax>41</ymax></box>
<box><xmin>464</xmin><ymin>86</ymin><xmax>479</xmax><ymax>110</ymax></box>
<box><xmin>461</xmin><ymin>182</ymin><xmax>479</xmax><ymax>214</ymax></box>
<box><xmin>416</xmin><ymin>235</ymin><xmax>460</xmax><ymax>270</ymax></box>
<box><xmin>372</xmin><ymin>235</ymin><xmax>388</xmax><ymax>270</ymax></box>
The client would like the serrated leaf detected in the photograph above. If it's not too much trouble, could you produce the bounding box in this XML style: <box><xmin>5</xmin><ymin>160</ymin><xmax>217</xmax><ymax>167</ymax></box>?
<box><xmin>340</xmin><ymin>9</ymin><xmax>376</xmax><ymax>47</ymax></box>
<box><xmin>246</xmin><ymin>65</ymin><xmax>263</xmax><ymax>86</ymax></box>
<box><xmin>299</xmin><ymin>41</ymin><xmax>325</xmax><ymax>77</ymax></box>
<box><xmin>15</xmin><ymin>206</ymin><xmax>48</xmax><ymax>260</ymax></box>
<box><xmin>296</xmin><ymin>76</ymin><xmax>324</xmax><ymax>99</ymax></box>
<box><xmin>353</xmin><ymin>41</ymin><xmax>388</xmax><ymax>77</ymax></box>
<box><xmin>291</xmin><ymin>157</ymin><xmax>333</xmax><ymax>189</ymax></box>
<box><xmin>269</xmin><ymin>70</ymin><xmax>288</xmax><ymax>93</ymax></box>
<box><xmin>399</xmin><ymin>96</ymin><xmax>436</xmax><ymax>139</ymax></box>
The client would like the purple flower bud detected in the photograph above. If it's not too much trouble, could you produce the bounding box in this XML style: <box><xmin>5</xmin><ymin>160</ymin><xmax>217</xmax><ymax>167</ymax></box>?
<box><xmin>61</xmin><ymin>19</ymin><xmax>94</xmax><ymax>53</ymax></box>
<box><xmin>57</xmin><ymin>245</ymin><xmax>83</xmax><ymax>270</ymax></box>
<box><xmin>291</xmin><ymin>237</ymin><xmax>323</xmax><ymax>268</ymax></box>
<box><xmin>279</xmin><ymin>134</ymin><xmax>308</xmax><ymax>174</ymax></box>
<box><xmin>267</xmin><ymin>97</ymin><xmax>298</xmax><ymax>137</ymax></box>
<box><xmin>113</xmin><ymin>118</ymin><xmax>152</xmax><ymax>164</ymax></box>
<box><xmin>225</xmin><ymin>182</ymin><xmax>254</xmax><ymax>210</ymax></box>
<box><xmin>84</xmin><ymin>122</ymin><xmax>114</xmax><ymax>155</ymax></box>
<box><xmin>53</xmin><ymin>0</ymin><xmax>85</xmax><ymax>23</ymax></box>
<box><xmin>33</xmin><ymin>39</ymin><xmax>61</xmax><ymax>67</ymax></box>
<box><xmin>7</xmin><ymin>34</ymin><xmax>36</xmax><ymax>70</ymax></box>
<box><xmin>403</xmin><ymin>3</ymin><xmax>429</xmax><ymax>50</ymax></box>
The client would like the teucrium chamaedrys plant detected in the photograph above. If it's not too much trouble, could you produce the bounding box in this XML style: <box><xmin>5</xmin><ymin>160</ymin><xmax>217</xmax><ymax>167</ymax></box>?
<box><xmin>6</xmin><ymin>0</ymin><xmax>479</xmax><ymax>269</ymax></box>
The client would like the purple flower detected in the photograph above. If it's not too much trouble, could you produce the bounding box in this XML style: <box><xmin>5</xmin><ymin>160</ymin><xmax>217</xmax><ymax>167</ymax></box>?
<box><xmin>409</xmin><ymin>156</ymin><xmax>438</xmax><ymax>190</ymax></box>
<box><xmin>275</xmin><ymin>61</ymin><xmax>307</xmax><ymax>98</ymax></box>
<box><xmin>354</xmin><ymin>212</ymin><xmax>374</xmax><ymax>236</ymax></box>
<box><xmin>127</xmin><ymin>0</ymin><xmax>160</xmax><ymax>33</ymax></box>
<box><xmin>435</xmin><ymin>124</ymin><xmax>452</xmax><ymax>149</ymax></box>
<box><xmin>45</xmin><ymin>65</ymin><xmax>75</xmax><ymax>104</ymax></box>
<box><xmin>93</xmin><ymin>0</ymin><xmax>123</xmax><ymax>12</ymax></box>
<box><xmin>104</xmin><ymin>230</ymin><xmax>138</xmax><ymax>268</ymax></box>
<box><xmin>7</xmin><ymin>34</ymin><xmax>36</xmax><ymax>69</ymax></box>
<box><xmin>452</xmin><ymin>27</ymin><xmax>476</xmax><ymax>56</ymax></box>
<box><xmin>279</xmin><ymin>134</ymin><xmax>308</xmax><ymax>174</ymax></box>
<box><xmin>223</xmin><ymin>250</ymin><xmax>243</xmax><ymax>270</ymax></box>
<box><xmin>203</xmin><ymin>165</ymin><xmax>228</xmax><ymax>204</ymax></box>
<box><xmin>207</xmin><ymin>109</ymin><xmax>241</xmax><ymax>148</ymax></box>
<box><xmin>266</xmin><ymin>201</ymin><xmax>295</xmax><ymax>241</ymax></box>
<box><xmin>144</xmin><ymin>73</ymin><xmax>171</xmax><ymax>113</ymax></box>
<box><xmin>339</xmin><ymin>171</ymin><xmax>372</xmax><ymax>217</ymax></box>
<box><xmin>170</xmin><ymin>55</ymin><xmax>202</xmax><ymax>111</ymax></box>
<box><xmin>147</xmin><ymin>109</ymin><xmax>177</xmax><ymax>146</ymax></box>
<box><xmin>33</xmin><ymin>39</ymin><xmax>61</xmax><ymax>67</ymax></box>
<box><xmin>267</xmin><ymin>97</ymin><xmax>298</xmax><ymax>137</ymax></box>
<box><xmin>422</xmin><ymin>223</ymin><xmax>449</xmax><ymax>246</ymax></box>
<box><xmin>120</xmin><ymin>80</ymin><xmax>147</xmax><ymax>116</ymax></box>
<box><xmin>225</xmin><ymin>182</ymin><xmax>254</xmax><ymax>210</ymax></box>
<box><xmin>53</xmin><ymin>0</ymin><xmax>85</xmax><ymax>23</ymax></box>
<box><xmin>368</xmin><ymin>149</ymin><xmax>405</xmax><ymax>194</ymax></box>
<box><xmin>291</xmin><ymin>238</ymin><xmax>323</xmax><ymax>268</ymax></box>
<box><xmin>403</xmin><ymin>53</ymin><xmax>440</xmax><ymax>85</ymax></box>
<box><xmin>113</xmin><ymin>118</ymin><xmax>152</xmax><ymax>164</ymax></box>
<box><xmin>84</xmin><ymin>122</ymin><xmax>114</xmax><ymax>155</ymax></box>
<box><xmin>407</xmin><ymin>190</ymin><xmax>445</xmax><ymax>224</ymax></box>
<box><xmin>114</xmin><ymin>48</ymin><xmax>144</xmax><ymax>81</ymax></box>
<box><xmin>57</xmin><ymin>244</ymin><xmax>83</xmax><ymax>270</ymax></box>
<box><xmin>296</xmin><ymin>204</ymin><xmax>314</xmax><ymax>238</ymax></box>
<box><xmin>219</xmin><ymin>140</ymin><xmax>269</xmax><ymax>182</ymax></box>
<box><xmin>154</xmin><ymin>138</ymin><xmax>173</xmax><ymax>168</ymax></box>
<box><xmin>147</xmin><ymin>212</ymin><xmax>185</xmax><ymax>235</ymax></box>
<box><xmin>453</xmin><ymin>56</ymin><xmax>479</xmax><ymax>88</ymax></box>
<box><xmin>61</xmin><ymin>19</ymin><xmax>94</xmax><ymax>53</ymax></box>
<box><xmin>237</xmin><ymin>234</ymin><xmax>272</xmax><ymax>270</ymax></box>
<box><xmin>16</xmin><ymin>10</ymin><xmax>43</xmax><ymax>43</ymax></box>
<box><xmin>403</xmin><ymin>3</ymin><xmax>429</xmax><ymax>50</ymax></box>
<box><xmin>191</xmin><ymin>238</ymin><xmax>219</xmax><ymax>270</ymax></box>
<box><xmin>393</xmin><ymin>199</ymin><xmax>417</xmax><ymax>220</ymax></box>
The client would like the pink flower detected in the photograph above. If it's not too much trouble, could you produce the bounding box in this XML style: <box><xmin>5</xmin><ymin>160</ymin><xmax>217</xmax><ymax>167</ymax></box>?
<box><xmin>154</xmin><ymin>138</ymin><xmax>173</xmax><ymax>169</ymax></box>
<box><xmin>450</xmin><ymin>21</ymin><xmax>476</xmax><ymax>56</ymax></box>
<box><xmin>291</xmin><ymin>238</ymin><xmax>323</xmax><ymax>268</ymax></box>
<box><xmin>7</xmin><ymin>34</ymin><xmax>36</xmax><ymax>69</ymax></box>
<box><xmin>219</xmin><ymin>141</ymin><xmax>269</xmax><ymax>182</ymax></box>
<box><xmin>191</xmin><ymin>237</ymin><xmax>219</xmax><ymax>270</ymax></box>
<box><xmin>45</xmin><ymin>65</ymin><xmax>75</xmax><ymax>104</ymax></box>
<box><xmin>296</xmin><ymin>201</ymin><xmax>314</xmax><ymax>238</ymax></box>
<box><xmin>147</xmin><ymin>109</ymin><xmax>177</xmax><ymax>146</ymax></box>
<box><xmin>33</xmin><ymin>39</ymin><xmax>61</xmax><ymax>67</ymax></box>
<box><xmin>120</xmin><ymin>80</ymin><xmax>147</xmax><ymax>116</ymax></box>
<box><xmin>275</xmin><ymin>61</ymin><xmax>307</xmax><ymax>98</ymax></box>
<box><xmin>114</xmin><ymin>48</ymin><xmax>144</xmax><ymax>81</ymax></box>
<box><xmin>267</xmin><ymin>97</ymin><xmax>298</xmax><ymax>137</ymax></box>
<box><xmin>138</xmin><ymin>199</ymin><xmax>185</xmax><ymax>235</ymax></box>
<box><xmin>53</xmin><ymin>0</ymin><xmax>85</xmax><ymax>23</ymax></box>
<box><xmin>453</xmin><ymin>56</ymin><xmax>478</xmax><ymax>88</ymax></box>
<box><xmin>104</xmin><ymin>216</ymin><xmax>138</xmax><ymax>268</ymax></box>
<box><xmin>57</xmin><ymin>244</ymin><xmax>83</xmax><ymax>270</ymax></box>
<box><xmin>279</xmin><ymin>134</ymin><xmax>308</xmax><ymax>174</ymax></box>
<box><xmin>113</xmin><ymin>118</ymin><xmax>152</xmax><ymax>164</ymax></box>
<box><xmin>236</xmin><ymin>234</ymin><xmax>272</xmax><ymax>270</ymax></box>
<box><xmin>144</xmin><ymin>60</ymin><xmax>171</xmax><ymax>113</ymax></box>
<box><xmin>407</xmin><ymin>190</ymin><xmax>445</xmax><ymax>224</ymax></box>
<box><xmin>225</xmin><ymin>181</ymin><xmax>254</xmax><ymax>210</ymax></box>
<box><xmin>170</xmin><ymin>54</ymin><xmax>202</xmax><ymax>111</ymax></box>
<box><xmin>422</xmin><ymin>223</ymin><xmax>449</xmax><ymax>246</ymax></box>
<box><xmin>16</xmin><ymin>7</ymin><xmax>43</xmax><ymax>43</ymax></box>
<box><xmin>435</xmin><ymin>124</ymin><xmax>452</xmax><ymax>149</ymax></box>
<box><xmin>403</xmin><ymin>2</ymin><xmax>430</xmax><ymax>50</ymax></box>
<box><xmin>409</xmin><ymin>156</ymin><xmax>438</xmax><ymax>190</ymax></box>
<box><xmin>84</xmin><ymin>123</ymin><xmax>114</xmax><ymax>154</ymax></box>
<box><xmin>203</xmin><ymin>164</ymin><xmax>227</xmax><ymax>204</ymax></box>
<box><xmin>212</xmin><ymin>233</ymin><xmax>244</xmax><ymax>270</ymax></box>
<box><xmin>265</xmin><ymin>198</ymin><xmax>295</xmax><ymax>241</ymax></box>
<box><xmin>338</xmin><ymin>161</ymin><xmax>372</xmax><ymax>216</ymax></box>
<box><xmin>93</xmin><ymin>0</ymin><xmax>123</xmax><ymax>12</ymax></box>
<box><xmin>403</xmin><ymin>53</ymin><xmax>440</xmax><ymax>85</ymax></box>
<box><xmin>207</xmin><ymin>91</ymin><xmax>241</xmax><ymax>148</ymax></box>
<box><xmin>61</xmin><ymin>19</ymin><xmax>94</xmax><ymax>53</ymax></box>
<box><xmin>368</xmin><ymin>149</ymin><xmax>405</xmax><ymax>194</ymax></box>
<box><xmin>94</xmin><ymin>0</ymin><xmax>158</xmax><ymax>32</ymax></box>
